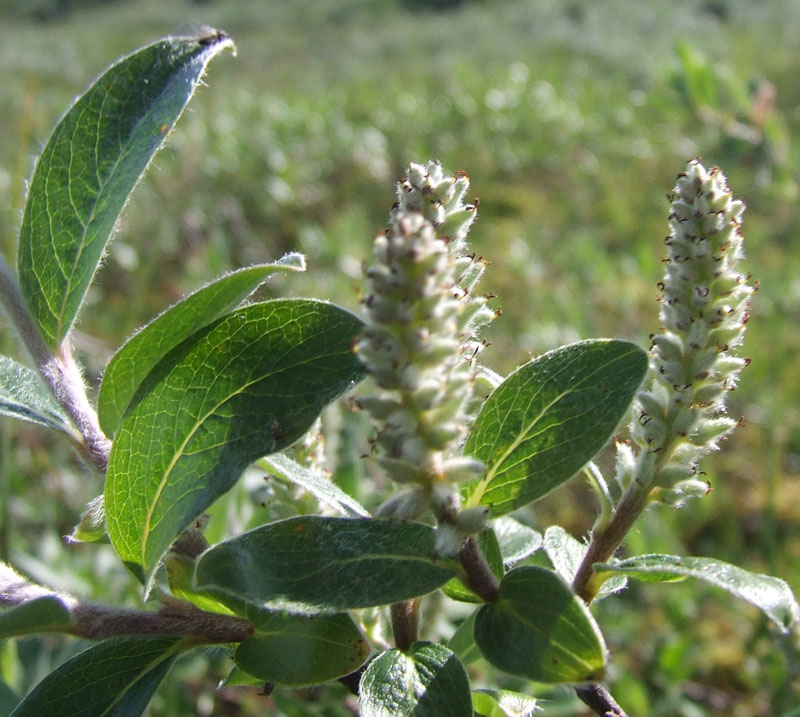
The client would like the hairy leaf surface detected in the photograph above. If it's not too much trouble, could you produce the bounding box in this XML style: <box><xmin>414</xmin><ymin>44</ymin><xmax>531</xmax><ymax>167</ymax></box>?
<box><xmin>0</xmin><ymin>356</ymin><xmax>75</xmax><ymax>436</ymax></box>
<box><xmin>358</xmin><ymin>642</ymin><xmax>472</xmax><ymax>717</ymax></box>
<box><xmin>235</xmin><ymin>608</ymin><xmax>369</xmax><ymax>685</ymax></box>
<box><xmin>17</xmin><ymin>31</ymin><xmax>233</xmax><ymax>349</ymax></box>
<box><xmin>105</xmin><ymin>300</ymin><xmax>364</xmax><ymax>586</ymax></box>
<box><xmin>594</xmin><ymin>554</ymin><xmax>800</xmax><ymax>631</ymax></box>
<box><xmin>0</xmin><ymin>596</ymin><xmax>72</xmax><ymax>638</ymax></box>
<box><xmin>98</xmin><ymin>256</ymin><xmax>304</xmax><ymax>436</ymax></box>
<box><xmin>194</xmin><ymin>516</ymin><xmax>457</xmax><ymax>613</ymax></box>
<box><xmin>474</xmin><ymin>566</ymin><xmax>606</xmax><ymax>683</ymax></box>
<box><xmin>464</xmin><ymin>340</ymin><xmax>647</xmax><ymax>515</ymax></box>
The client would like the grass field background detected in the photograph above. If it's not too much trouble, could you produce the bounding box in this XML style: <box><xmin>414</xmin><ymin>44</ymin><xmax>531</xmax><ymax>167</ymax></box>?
<box><xmin>1</xmin><ymin>1</ymin><xmax>799</xmax><ymax>714</ymax></box>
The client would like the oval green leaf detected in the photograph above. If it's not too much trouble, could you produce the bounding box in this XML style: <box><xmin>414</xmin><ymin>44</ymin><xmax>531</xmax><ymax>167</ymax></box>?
<box><xmin>105</xmin><ymin>300</ymin><xmax>365</xmax><ymax>586</ymax></box>
<box><xmin>10</xmin><ymin>636</ymin><xmax>182</xmax><ymax>717</ymax></box>
<box><xmin>474</xmin><ymin>566</ymin><xmax>606</xmax><ymax>683</ymax></box>
<box><xmin>358</xmin><ymin>642</ymin><xmax>472</xmax><ymax>717</ymax></box>
<box><xmin>235</xmin><ymin>608</ymin><xmax>369</xmax><ymax>686</ymax></box>
<box><xmin>17</xmin><ymin>31</ymin><xmax>233</xmax><ymax>349</ymax></box>
<box><xmin>194</xmin><ymin>516</ymin><xmax>457</xmax><ymax>613</ymax></box>
<box><xmin>98</xmin><ymin>255</ymin><xmax>305</xmax><ymax>436</ymax></box>
<box><xmin>0</xmin><ymin>356</ymin><xmax>76</xmax><ymax>437</ymax></box>
<box><xmin>0</xmin><ymin>596</ymin><xmax>72</xmax><ymax>638</ymax></box>
<box><xmin>593</xmin><ymin>554</ymin><xmax>800</xmax><ymax>632</ymax></box>
<box><xmin>464</xmin><ymin>340</ymin><xmax>647</xmax><ymax>516</ymax></box>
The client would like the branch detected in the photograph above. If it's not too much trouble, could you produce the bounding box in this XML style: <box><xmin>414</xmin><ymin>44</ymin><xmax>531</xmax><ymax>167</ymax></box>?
<box><xmin>0</xmin><ymin>257</ymin><xmax>110</xmax><ymax>472</ymax></box>
<box><xmin>0</xmin><ymin>562</ymin><xmax>252</xmax><ymax>644</ymax></box>
<box><xmin>574</xmin><ymin>682</ymin><xmax>629</xmax><ymax>717</ymax></box>
<box><xmin>458</xmin><ymin>535</ymin><xmax>499</xmax><ymax>602</ymax></box>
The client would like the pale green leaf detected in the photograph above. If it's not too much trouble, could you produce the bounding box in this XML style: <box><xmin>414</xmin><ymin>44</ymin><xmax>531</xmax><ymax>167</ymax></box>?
<box><xmin>105</xmin><ymin>300</ymin><xmax>365</xmax><ymax>586</ymax></box>
<box><xmin>492</xmin><ymin>517</ymin><xmax>542</xmax><ymax>569</ymax></box>
<box><xmin>17</xmin><ymin>31</ymin><xmax>233</xmax><ymax>349</ymax></box>
<box><xmin>464</xmin><ymin>340</ymin><xmax>647</xmax><ymax>516</ymax></box>
<box><xmin>358</xmin><ymin>642</ymin><xmax>472</xmax><ymax>717</ymax></box>
<box><xmin>472</xmin><ymin>689</ymin><xmax>540</xmax><ymax>717</ymax></box>
<box><xmin>594</xmin><ymin>554</ymin><xmax>800</xmax><ymax>631</ymax></box>
<box><xmin>194</xmin><ymin>516</ymin><xmax>457</xmax><ymax>613</ymax></box>
<box><xmin>474</xmin><ymin>566</ymin><xmax>606</xmax><ymax>683</ymax></box>
<box><xmin>97</xmin><ymin>256</ymin><xmax>304</xmax><ymax>436</ymax></box>
<box><xmin>262</xmin><ymin>453</ymin><xmax>369</xmax><ymax>518</ymax></box>
<box><xmin>0</xmin><ymin>356</ymin><xmax>75</xmax><ymax>436</ymax></box>
<box><xmin>0</xmin><ymin>596</ymin><xmax>72</xmax><ymax>638</ymax></box>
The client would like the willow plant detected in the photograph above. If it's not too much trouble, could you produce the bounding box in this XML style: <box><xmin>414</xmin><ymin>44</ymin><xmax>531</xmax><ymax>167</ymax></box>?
<box><xmin>0</xmin><ymin>32</ymin><xmax>796</xmax><ymax>717</ymax></box>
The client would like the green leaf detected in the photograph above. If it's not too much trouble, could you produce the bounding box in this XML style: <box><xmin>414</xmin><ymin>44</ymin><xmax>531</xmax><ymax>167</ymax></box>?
<box><xmin>235</xmin><ymin>607</ymin><xmax>369</xmax><ymax>686</ymax></box>
<box><xmin>10</xmin><ymin>636</ymin><xmax>182</xmax><ymax>717</ymax></box>
<box><xmin>262</xmin><ymin>453</ymin><xmax>370</xmax><ymax>518</ymax></box>
<box><xmin>69</xmin><ymin>495</ymin><xmax>108</xmax><ymax>543</ymax></box>
<box><xmin>474</xmin><ymin>566</ymin><xmax>606</xmax><ymax>683</ymax></box>
<box><xmin>105</xmin><ymin>299</ymin><xmax>365</xmax><ymax>586</ymax></box>
<box><xmin>493</xmin><ymin>517</ymin><xmax>542</xmax><ymax>569</ymax></box>
<box><xmin>447</xmin><ymin>610</ymin><xmax>481</xmax><ymax>666</ymax></box>
<box><xmin>358</xmin><ymin>642</ymin><xmax>472</xmax><ymax>717</ymax></box>
<box><xmin>442</xmin><ymin>528</ymin><xmax>503</xmax><ymax>603</ymax></box>
<box><xmin>594</xmin><ymin>554</ymin><xmax>800</xmax><ymax>631</ymax></box>
<box><xmin>17</xmin><ymin>31</ymin><xmax>233</xmax><ymax>349</ymax></box>
<box><xmin>220</xmin><ymin>665</ymin><xmax>263</xmax><ymax>687</ymax></box>
<box><xmin>194</xmin><ymin>516</ymin><xmax>457</xmax><ymax>613</ymax></box>
<box><xmin>98</xmin><ymin>256</ymin><xmax>305</xmax><ymax>436</ymax></box>
<box><xmin>165</xmin><ymin>555</ymin><xmax>236</xmax><ymax>616</ymax></box>
<box><xmin>464</xmin><ymin>340</ymin><xmax>647</xmax><ymax>516</ymax></box>
<box><xmin>0</xmin><ymin>356</ymin><xmax>75</xmax><ymax>436</ymax></box>
<box><xmin>543</xmin><ymin>526</ymin><xmax>626</xmax><ymax>599</ymax></box>
<box><xmin>472</xmin><ymin>689</ymin><xmax>540</xmax><ymax>717</ymax></box>
<box><xmin>0</xmin><ymin>596</ymin><xmax>72</xmax><ymax>638</ymax></box>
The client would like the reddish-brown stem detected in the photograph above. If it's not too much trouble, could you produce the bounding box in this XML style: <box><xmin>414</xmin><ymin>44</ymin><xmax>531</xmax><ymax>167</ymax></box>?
<box><xmin>458</xmin><ymin>535</ymin><xmax>499</xmax><ymax>602</ymax></box>
<box><xmin>390</xmin><ymin>599</ymin><xmax>420</xmax><ymax>651</ymax></box>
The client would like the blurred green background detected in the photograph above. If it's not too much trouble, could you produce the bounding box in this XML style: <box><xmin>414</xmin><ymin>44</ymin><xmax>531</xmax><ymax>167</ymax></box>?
<box><xmin>1</xmin><ymin>0</ymin><xmax>799</xmax><ymax>715</ymax></box>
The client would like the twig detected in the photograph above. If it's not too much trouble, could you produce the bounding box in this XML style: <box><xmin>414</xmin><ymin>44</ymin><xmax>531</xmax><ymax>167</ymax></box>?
<box><xmin>0</xmin><ymin>257</ymin><xmax>110</xmax><ymax>472</ymax></box>
<box><xmin>458</xmin><ymin>535</ymin><xmax>500</xmax><ymax>602</ymax></box>
<box><xmin>0</xmin><ymin>562</ymin><xmax>252</xmax><ymax>644</ymax></box>
<box><xmin>574</xmin><ymin>682</ymin><xmax>629</xmax><ymax>717</ymax></box>
<box><xmin>390</xmin><ymin>599</ymin><xmax>420</xmax><ymax>651</ymax></box>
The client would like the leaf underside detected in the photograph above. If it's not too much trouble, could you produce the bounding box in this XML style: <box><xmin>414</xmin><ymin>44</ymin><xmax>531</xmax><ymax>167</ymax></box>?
<box><xmin>594</xmin><ymin>554</ymin><xmax>800</xmax><ymax>631</ymax></box>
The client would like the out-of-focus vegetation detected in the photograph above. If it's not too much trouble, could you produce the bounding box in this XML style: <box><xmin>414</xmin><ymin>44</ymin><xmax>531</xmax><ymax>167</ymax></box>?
<box><xmin>1</xmin><ymin>1</ymin><xmax>799</xmax><ymax>715</ymax></box>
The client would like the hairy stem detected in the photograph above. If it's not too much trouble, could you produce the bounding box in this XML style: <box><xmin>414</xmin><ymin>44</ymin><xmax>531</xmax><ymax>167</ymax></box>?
<box><xmin>458</xmin><ymin>535</ymin><xmax>499</xmax><ymax>602</ymax></box>
<box><xmin>0</xmin><ymin>562</ymin><xmax>252</xmax><ymax>644</ymax></box>
<box><xmin>0</xmin><ymin>257</ymin><xmax>110</xmax><ymax>472</ymax></box>
<box><xmin>574</xmin><ymin>682</ymin><xmax>629</xmax><ymax>717</ymax></box>
<box><xmin>390</xmin><ymin>598</ymin><xmax>420</xmax><ymax>651</ymax></box>
<box><xmin>572</xmin><ymin>481</ymin><xmax>652</xmax><ymax>603</ymax></box>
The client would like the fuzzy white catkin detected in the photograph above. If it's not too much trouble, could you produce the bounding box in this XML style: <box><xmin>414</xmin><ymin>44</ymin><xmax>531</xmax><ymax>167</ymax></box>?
<box><xmin>629</xmin><ymin>159</ymin><xmax>754</xmax><ymax>504</ymax></box>
<box><xmin>356</xmin><ymin>161</ymin><xmax>494</xmax><ymax>533</ymax></box>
